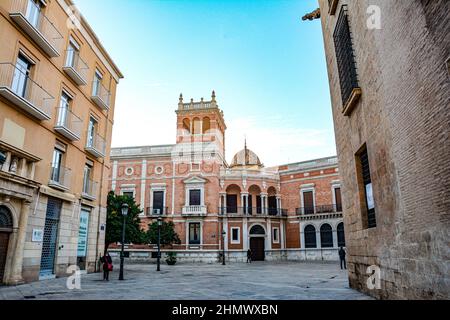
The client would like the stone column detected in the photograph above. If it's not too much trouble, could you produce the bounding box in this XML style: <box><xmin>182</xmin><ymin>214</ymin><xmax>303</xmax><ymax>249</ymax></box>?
<box><xmin>6</xmin><ymin>200</ymin><xmax>31</xmax><ymax>285</ymax></box>
<box><xmin>266</xmin><ymin>219</ymin><xmax>272</xmax><ymax>251</ymax></box>
<box><xmin>243</xmin><ymin>219</ymin><xmax>248</xmax><ymax>251</ymax></box>
<box><xmin>1</xmin><ymin>151</ymin><xmax>11</xmax><ymax>173</ymax></box>
<box><xmin>332</xmin><ymin>229</ymin><xmax>338</xmax><ymax>248</ymax></box>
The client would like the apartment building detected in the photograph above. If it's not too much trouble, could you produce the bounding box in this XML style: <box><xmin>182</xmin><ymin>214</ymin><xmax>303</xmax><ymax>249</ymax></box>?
<box><xmin>311</xmin><ymin>0</ymin><xmax>449</xmax><ymax>299</ymax></box>
<box><xmin>109</xmin><ymin>93</ymin><xmax>345</xmax><ymax>263</ymax></box>
<box><xmin>0</xmin><ymin>0</ymin><xmax>123</xmax><ymax>284</ymax></box>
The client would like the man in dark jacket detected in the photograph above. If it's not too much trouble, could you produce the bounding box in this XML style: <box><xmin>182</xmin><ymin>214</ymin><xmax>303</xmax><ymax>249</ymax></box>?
<box><xmin>338</xmin><ymin>247</ymin><xmax>346</xmax><ymax>270</ymax></box>
<box><xmin>247</xmin><ymin>249</ymin><xmax>252</xmax><ymax>263</ymax></box>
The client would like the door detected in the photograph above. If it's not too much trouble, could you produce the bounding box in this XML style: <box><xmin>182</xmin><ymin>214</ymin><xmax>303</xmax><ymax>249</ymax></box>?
<box><xmin>226</xmin><ymin>194</ymin><xmax>238</xmax><ymax>213</ymax></box>
<box><xmin>51</xmin><ymin>148</ymin><xmax>63</xmax><ymax>183</ymax></box>
<box><xmin>26</xmin><ymin>0</ymin><xmax>41</xmax><ymax>28</ymax></box>
<box><xmin>40</xmin><ymin>198</ymin><xmax>62</xmax><ymax>277</ymax></box>
<box><xmin>268</xmin><ymin>196</ymin><xmax>277</xmax><ymax>215</ymax></box>
<box><xmin>250</xmin><ymin>237</ymin><xmax>265</xmax><ymax>261</ymax></box>
<box><xmin>0</xmin><ymin>233</ymin><xmax>10</xmax><ymax>284</ymax></box>
<box><xmin>303</xmin><ymin>191</ymin><xmax>314</xmax><ymax>214</ymax></box>
<box><xmin>57</xmin><ymin>92</ymin><xmax>70</xmax><ymax>127</ymax></box>
<box><xmin>76</xmin><ymin>209</ymin><xmax>90</xmax><ymax>271</ymax></box>
<box><xmin>87</xmin><ymin>118</ymin><xmax>97</xmax><ymax>148</ymax></box>
<box><xmin>334</xmin><ymin>187</ymin><xmax>342</xmax><ymax>212</ymax></box>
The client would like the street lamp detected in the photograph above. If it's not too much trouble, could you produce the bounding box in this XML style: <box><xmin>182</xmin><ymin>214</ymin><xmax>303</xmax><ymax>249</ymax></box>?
<box><xmin>157</xmin><ymin>217</ymin><xmax>162</xmax><ymax>271</ymax></box>
<box><xmin>119</xmin><ymin>203</ymin><xmax>129</xmax><ymax>280</ymax></box>
<box><xmin>222</xmin><ymin>229</ymin><xmax>226</xmax><ymax>265</ymax></box>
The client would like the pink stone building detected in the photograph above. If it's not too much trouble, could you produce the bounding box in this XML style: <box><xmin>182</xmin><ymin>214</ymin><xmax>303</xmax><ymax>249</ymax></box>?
<box><xmin>109</xmin><ymin>93</ymin><xmax>345</xmax><ymax>262</ymax></box>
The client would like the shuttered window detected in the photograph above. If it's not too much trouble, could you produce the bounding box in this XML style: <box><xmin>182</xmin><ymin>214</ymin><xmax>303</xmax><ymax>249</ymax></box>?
<box><xmin>358</xmin><ymin>146</ymin><xmax>377</xmax><ymax>228</ymax></box>
<box><xmin>189</xmin><ymin>189</ymin><xmax>201</xmax><ymax>206</ymax></box>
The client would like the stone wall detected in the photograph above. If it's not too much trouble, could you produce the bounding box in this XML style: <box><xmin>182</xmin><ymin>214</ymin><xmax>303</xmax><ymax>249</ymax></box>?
<box><xmin>318</xmin><ymin>0</ymin><xmax>450</xmax><ymax>299</ymax></box>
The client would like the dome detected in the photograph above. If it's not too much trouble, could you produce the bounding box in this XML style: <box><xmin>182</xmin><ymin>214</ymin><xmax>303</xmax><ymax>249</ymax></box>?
<box><xmin>230</xmin><ymin>144</ymin><xmax>263</xmax><ymax>168</ymax></box>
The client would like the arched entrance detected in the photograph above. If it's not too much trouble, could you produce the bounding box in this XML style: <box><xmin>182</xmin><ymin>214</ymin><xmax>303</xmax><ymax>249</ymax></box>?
<box><xmin>249</xmin><ymin>225</ymin><xmax>265</xmax><ymax>261</ymax></box>
<box><xmin>0</xmin><ymin>206</ymin><xmax>13</xmax><ymax>284</ymax></box>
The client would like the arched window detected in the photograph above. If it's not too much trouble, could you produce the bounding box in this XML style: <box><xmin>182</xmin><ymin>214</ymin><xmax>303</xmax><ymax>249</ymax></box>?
<box><xmin>320</xmin><ymin>224</ymin><xmax>333</xmax><ymax>248</ymax></box>
<box><xmin>337</xmin><ymin>222</ymin><xmax>345</xmax><ymax>247</ymax></box>
<box><xmin>192</xmin><ymin>118</ymin><xmax>201</xmax><ymax>134</ymax></box>
<box><xmin>249</xmin><ymin>225</ymin><xmax>265</xmax><ymax>235</ymax></box>
<box><xmin>0</xmin><ymin>206</ymin><xmax>13</xmax><ymax>231</ymax></box>
<box><xmin>202</xmin><ymin>117</ymin><xmax>210</xmax><ymax>134</ymax></box>
<box><xmin>182</xmin><ymin>118</ymin><xmax>190</xmax><ymax>134</ymax></box>
<box><xmin>304</xmin><ymin>225</ymin><xmax>316</xmax><ymax>248</ymax></box>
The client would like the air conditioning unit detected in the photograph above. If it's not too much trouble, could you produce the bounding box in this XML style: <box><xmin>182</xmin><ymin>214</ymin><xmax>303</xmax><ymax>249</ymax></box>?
<box><xmin>153</xmin><ymin>208</ymin><xmax>161</xmax><ymax>215</ymax></box>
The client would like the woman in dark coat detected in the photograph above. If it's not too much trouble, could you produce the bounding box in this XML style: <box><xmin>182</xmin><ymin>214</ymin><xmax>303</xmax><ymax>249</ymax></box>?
<box><xmin>100</xmin><ymin>252</ymin><xmax>113</xmax><ymax>281</ymax></box>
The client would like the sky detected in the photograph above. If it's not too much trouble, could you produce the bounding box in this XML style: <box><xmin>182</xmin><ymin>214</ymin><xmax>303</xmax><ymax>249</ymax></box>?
<box><xmin>74</xmin><ymin>0</ymin><xmax>336</xmax><ymax>167</ymax></box>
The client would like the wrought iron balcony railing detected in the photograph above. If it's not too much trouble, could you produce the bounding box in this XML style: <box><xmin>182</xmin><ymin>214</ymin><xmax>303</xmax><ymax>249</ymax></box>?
<box><xmin>9</xmin><ymin>0</ymin><xmax>63</xmax><ymax>57</ymax></box>
<box><xmin>48</xmin><ymin>164</ymin><xmax>71</xmax><ymax>191</ymax></box>
<box><xmin>82</xmin><ymin>179</ymin><xmax>98</xmax><ymax>200</ymax></box>
<box><xmin>0</xmin><ymin>63</ymin><xmax>53</xmax><ymax>120</ymax></box>
<box><xmin>218</xmin><ymin>207</ymin><xmax>288</xmax><ymax>217</ymax></box>
<box><xmin>91</xmin><ymin>81</ymin><xmax>111</xmax><ymax>110</ymax></box>
<box><xmin>54</xmin><ymin>107</ymin><xmax>82</xmax><ymax>141</ymax></box>
<box><xmin>85</xmin><ymin>133</ymin><xmax>106</xmax><ymax>158</ymax></box>
<box><xmin>63</xmin><ymin>49</ymin><xmax>89</xmax><ymax>86</ymax></box>
<box><xmin>146</xmin><ymin>207</ymin><xmax>169</xmax><ymax>216</ymax></box>
<box><xmin>296</xmin><ymin>204</ymin><xmax>343</xmax><ymax>215</ymax></box>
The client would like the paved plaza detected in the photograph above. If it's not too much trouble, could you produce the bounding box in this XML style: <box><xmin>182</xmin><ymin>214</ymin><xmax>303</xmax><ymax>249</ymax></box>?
<box><xmin>0</xmin><ymin>262</ymin><xmax>371</xmax><ymax>300</ymax></box>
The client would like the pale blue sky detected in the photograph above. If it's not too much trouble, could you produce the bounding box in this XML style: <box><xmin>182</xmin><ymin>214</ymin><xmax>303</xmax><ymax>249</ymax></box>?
<box><xmin>74</xmin><ymin>0</ymin><xmax>336</xmax><ymax>167</ymax></box>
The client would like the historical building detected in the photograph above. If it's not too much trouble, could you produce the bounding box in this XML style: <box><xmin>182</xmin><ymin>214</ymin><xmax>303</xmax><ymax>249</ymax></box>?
<box><xmin>309</xmin><ymin>0</ymin><xmax>449</xmax><ymax>299</ymax></box>
<box><xmin>109</xmin><ymin>93</ymin><xmax>345</xmax><ymax>263</ymax></box>
<box><xmin>0</xmin><ymin>0</ymin><xmax>123</xmax><ymax>284</ymax></box>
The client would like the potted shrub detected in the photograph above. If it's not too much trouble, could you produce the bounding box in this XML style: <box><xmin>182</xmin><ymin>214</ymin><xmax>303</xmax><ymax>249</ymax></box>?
<box><xmin>166</xmin><ymin>252</ymin><xmax>177</xmax><ymax>265</ymax></box>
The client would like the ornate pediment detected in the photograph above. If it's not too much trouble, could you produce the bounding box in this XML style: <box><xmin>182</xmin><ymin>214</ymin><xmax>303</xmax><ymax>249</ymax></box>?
<box><xmin>183</xmin><ymin>176</ymin><xmax>207</xmax><ymax>184</ymax></box>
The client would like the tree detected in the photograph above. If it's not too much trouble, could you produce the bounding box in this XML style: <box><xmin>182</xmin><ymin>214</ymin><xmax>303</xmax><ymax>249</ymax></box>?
<box><xmin>105</xmin><ymin>191</ymin><xmax>147</xmax><ymax>252</ymax></box>
<box><xmin>147</xmin><ymin>221</ymin><xmax>181</xmax><ymax>247</ymax></box>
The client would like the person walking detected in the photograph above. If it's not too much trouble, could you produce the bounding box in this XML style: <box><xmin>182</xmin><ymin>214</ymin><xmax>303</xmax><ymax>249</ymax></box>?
<box><xmin>338</xmin><ymin>247</ymin><xmax>347</xmax><ymax>270</ymax></box>
<box><xmin>100</xmin><ymin>252</ymin><xmax>113</xmax><ymax>281</ymax></box>
<box><xmin>247</xmin><ymin>249</ymin><xmax>252</xmax><ymax>263</ymax></box>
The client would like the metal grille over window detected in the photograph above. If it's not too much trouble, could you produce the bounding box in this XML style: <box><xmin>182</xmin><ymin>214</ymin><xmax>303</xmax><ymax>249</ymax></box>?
<box><xmin>333</xmin><ymin>6</ymin><xmax>359</xmax><ymax>109</ymax></box>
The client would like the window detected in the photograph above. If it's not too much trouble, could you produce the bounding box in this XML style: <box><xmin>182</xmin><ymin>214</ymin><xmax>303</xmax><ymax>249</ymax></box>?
<box><xmin>357</xmin><ymin>145</ymin><xmax>376</xmax><ymax>228</ymax></box>
<box><xmin>92</xmin><ymin>70</ymin><xmax>103</xmax><ymax>96</ymax></box>
<box><xmin>328</xmin><ymin>0</ymin><xmax>339</xmax><ymax>15</ymax></box>
<box><xmin>57</xmin><ymin>92</ymin><xmax>71</xmax><ymax>127</ymax></box>
<box><xmin>87</xmin><ymin>117</ymin><xmax>97</xmax><ymax>148</ymax></box>
<box><xmin>122</xmin><ymin>191</ymin><xmax>134</xmax><ymax>199</ymax></box>
<box><xmin>189</xmin><ymin>189</ymin><xmax>201</xmax><ymax>206</ymax></box>
<box><xmin>333</xmin><ymin>6</ymin><xmax>361</xmax><ymax>115</ymax></box>
<box><xmin>65</xmin><ymin>38</ymin><xmax>80</xmax><ymax>68</ymax></box>
<box><xmin>273</xmin><ymin>227</ymin><xmax>280</xmax><ymax>243</ymax></box>
<box><xmin>302</xmin><ymin>190</ymin><xmax>315</xmax><ymax>214</ymax></box>
<box><xmin>320</xmin><ymin>224</ymin><xmax>333</xmax><ymax>248</ymax></box>
<box><xmin>231</xmin><ymin>227</ymin><xmax>240</xmax><ymax>244</ymax></box>
<box><xmin>189</xmin><ymin>222</ymin><xmax>201</xmax><ymax>245</ymax></box>
<box><xmin>334</xmin><ymin>187</ymin><xmax>342</xmax><ymax>212</ymax></box>
<box><xmin>12</xmin><ymin>54</ymin><xmax>32</xmax><ymax>98</ymax></box>
<box><xmin>26</xmin><ymin>0</ymin><xmax>42</xmax><ymax>28</ymax></box>
<box><xmin>337</xmin><ymin>222</ymin><xmax>346</xmax><ymax>247</ymax></box>
<box><xmin>304</xmin><ymin>225</ymin><xmax>317</xmax><ymax>248</ymax></box>
<box><xmin>50</xmin><ymin>147</ymin><xmax>64</xmax><ymax>183</ymax></box>
<box><xmin>152</xmin><ymin>191</ymin><xmax>164</xmax><ymax>215</ymax></box>
<box><xmin>226</xmin><ymin>194</ymin><xmax>238</xmax><ymax>213</ymax></box>
<box><xmin>82</xmin><ymin>162</ymin><xmax>92</xmax><ymax>194</ymax></box>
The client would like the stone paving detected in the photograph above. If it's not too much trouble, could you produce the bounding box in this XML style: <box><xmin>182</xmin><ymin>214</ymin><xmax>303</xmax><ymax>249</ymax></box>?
<box><xmin>0</xmin><ymin>261</ymin><xmax>372</xmax><ymax>300</ymax></box>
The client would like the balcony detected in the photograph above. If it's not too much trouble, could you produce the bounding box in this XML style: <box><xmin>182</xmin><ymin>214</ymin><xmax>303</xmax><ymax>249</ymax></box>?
<box><xmin>219</xmin><ymin>207</ymin><xmax>288</xmax><ymax>217</ymax></box>
<box><xmin>85</xmin><ymin>133</ymin><xmax>106</xmax><ymax>158</ymax></box>
<box><xmin>296</xmin><ymin>204</ymin><xmax>343</xmax><ymax>215</ymax></box>
<box><xmin>63</xmin><ymin>50</ymin><xmax>89</xmax><ymax>86</ymax></box>
<box><xmin>48</xmin><ymin>164</ymin><xmax>71</xmax><ymax>191</ymax></box>
<box><xmin>9</xmin><ymin>0</ymin><xmax>63</xmax><ymax>57</ymax></box>
<box><xmin>91</xmin><ymin>81</ymin><xmax>111</xmax><ymax>110</ymax></box>
<box><xmin>54</xmin><ymin>108</ymin><xmax>82</xmax><ymax>141</ymax></box>
<box><xmin>146</xmin><ymin>207</ymin><xmax>169</xmax><ymax>216</ymax></box>
<box><xmin>0</xmin><ymin>63</ymin><xmax>53</xmax><ymax>120</ymax></box>
<box><xmin>82</xmin><ymin>179</ymin><xmax>98</xmax><ymax>201</ymax></box>
<box><xmin>182</xmin><ymin>205</ymin><xmax>207</xmax><ymax>216</ymax></box>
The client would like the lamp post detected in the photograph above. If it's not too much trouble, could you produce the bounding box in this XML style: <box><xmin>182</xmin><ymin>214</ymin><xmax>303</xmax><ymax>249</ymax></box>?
<box><xmin>222</xmin><ymin>229</ymin><xmax>226</xmax><ymax>265</ymax></box>
<box><xmin>119</xmin><ymin>203</ymin><xmax>128</xmax><ymax>281</ymax></box>
<box><xmin>157</xmin><ymin>216</ymin><xmax>162</xmax><ymax>271</ymax></box>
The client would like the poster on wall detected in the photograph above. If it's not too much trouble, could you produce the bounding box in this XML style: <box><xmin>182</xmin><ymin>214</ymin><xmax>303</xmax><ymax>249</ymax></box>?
<box><xmin>366</xmin><ymin>183</ymin><xmax>375</xmax><ymax>210</ymax></box>
<box><xmin>77</xmin><ymin>209</ymin><xmax>90</xmax><ymax>257</ymax></box>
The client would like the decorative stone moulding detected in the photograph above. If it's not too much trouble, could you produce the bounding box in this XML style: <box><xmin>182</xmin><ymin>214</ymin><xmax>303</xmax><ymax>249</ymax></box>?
<box><xmin>342</xmin><ymin>87</ymin><xmax>362</xmax><ymax>117</ymax></box>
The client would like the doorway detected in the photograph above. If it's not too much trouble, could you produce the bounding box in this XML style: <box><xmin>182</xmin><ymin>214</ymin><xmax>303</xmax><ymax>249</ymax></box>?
<box><xmin>0</xmin><ymin>206</ymin><xmax>13</xmax><ymax>284</ymax></box>
<box><xmin>250</xmin><ymin>237</ymin><xmax>265</xmax><ymax>261</ymax></box>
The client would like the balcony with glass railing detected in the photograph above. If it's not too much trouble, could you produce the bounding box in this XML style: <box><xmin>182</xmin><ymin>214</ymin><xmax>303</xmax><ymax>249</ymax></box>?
<box><xmin>54</xmin><ymin>108</ymin><xmax>82</xmax><ymax>141</ymax></box>
<box><xmin>48</xmin><ymin>164</ymin><xmax>71</xmax><ymax>191</ymax></box>
<box><xmin>0</xmin><ymin>62</ymin><xmax>53</xmax><ymax>120</ymax></box>
<box><xmin>85</xmin><ymin>133</ymin><xmax>106</xmax><ymax>158</ymax></box>
<box><xmin>63</xmin><ymin>50</ymin><xmax>89</xmax><ymax>86</ymax></box>
<box><xmin>9</xmin><ymin>0</ymin><xmax>63</xmax><ymax>57</ymax></box>
<box><xmin>82</xmin><ymin>179</ymin><xmax>98</xmax><ymax>201</ymax></box>
<box><xmin>91</xmin><ymin>81</ymin><xmax>111</xmax><ymax>110</ymax></box>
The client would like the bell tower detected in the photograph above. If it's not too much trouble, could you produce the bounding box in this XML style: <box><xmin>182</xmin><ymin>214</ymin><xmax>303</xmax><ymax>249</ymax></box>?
<box><xmin>175</xmin><ymin>91</ymin><xmax>227</xmax><ymax>163</ymax></box>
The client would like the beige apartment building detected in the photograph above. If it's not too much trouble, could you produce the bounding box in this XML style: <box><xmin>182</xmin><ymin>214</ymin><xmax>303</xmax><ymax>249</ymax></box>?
<box><xmin>309</xmin><ymin>0</ymin><xmax>449</xmax><ymax>299</ymax></box>
<box><xmin>0</xmin><ymin>0</ymin><xmax>123</xmax><ymax>284</ymax></box>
